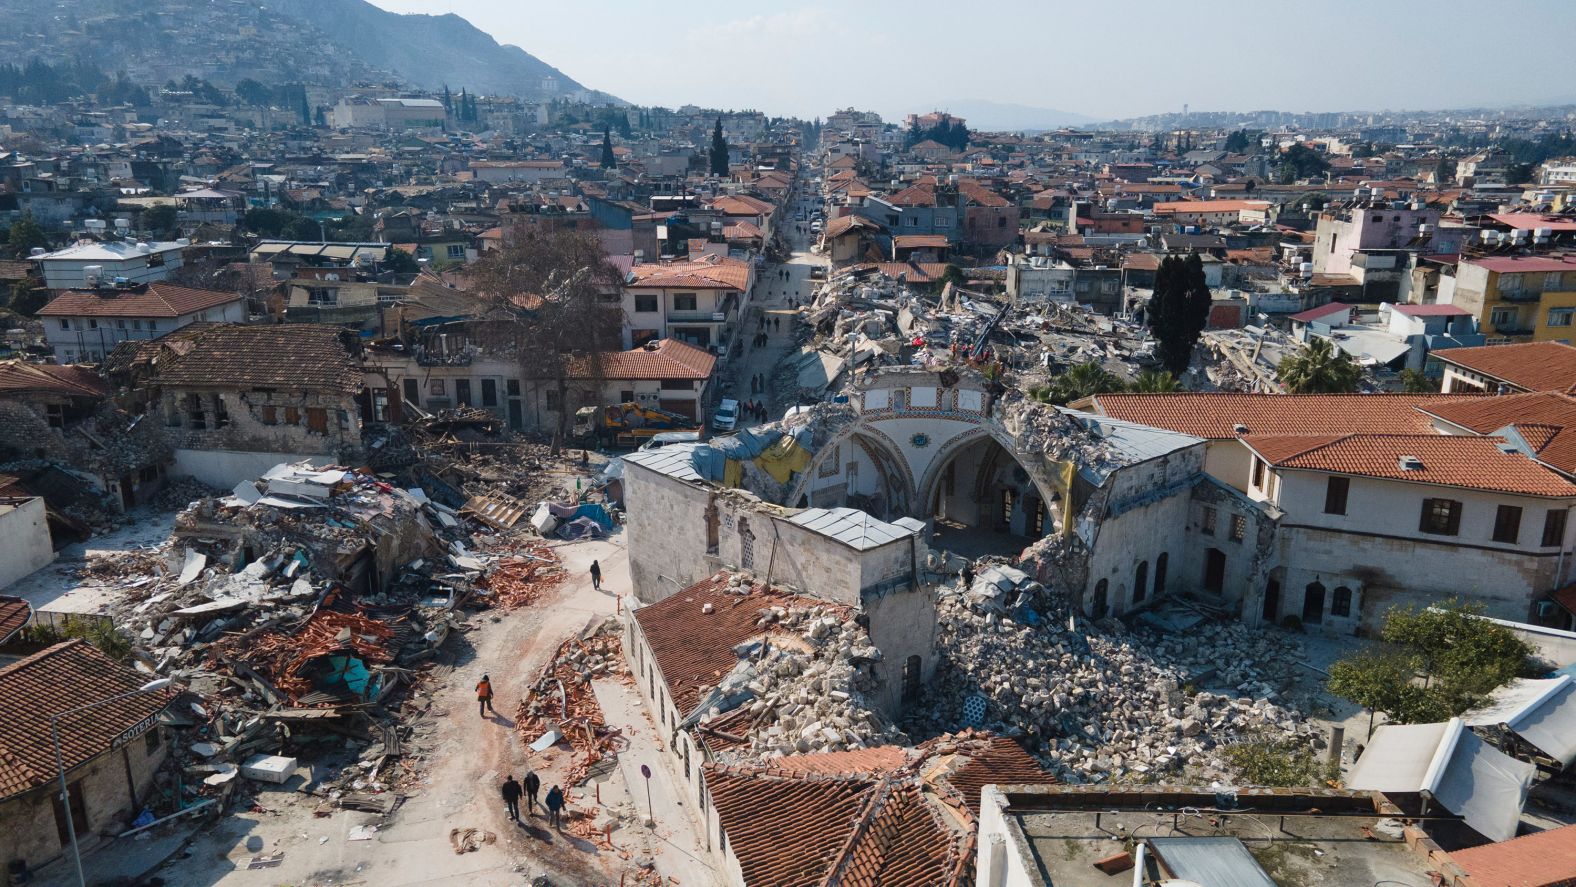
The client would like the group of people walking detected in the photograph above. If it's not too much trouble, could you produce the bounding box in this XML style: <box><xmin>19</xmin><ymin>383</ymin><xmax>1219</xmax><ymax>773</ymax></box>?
<box><xmin>500</xmin><ymin>772</ymin><xmax>565</xmax><ymax>828</ymax></box>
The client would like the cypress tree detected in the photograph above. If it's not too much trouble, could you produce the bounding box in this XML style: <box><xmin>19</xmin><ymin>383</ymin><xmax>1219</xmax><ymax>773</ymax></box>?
<box><xmin>600</xmin><ymin>124</ymin><xmax>616</xmax><ymax>168</ymax></box>
<box><xmin>710</xmin><ymin>118</ymin><xmax>729</xmax><ymax>177</ymax></box>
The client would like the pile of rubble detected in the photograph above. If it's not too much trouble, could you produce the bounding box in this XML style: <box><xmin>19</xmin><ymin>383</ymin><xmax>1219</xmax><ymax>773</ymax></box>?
<box><xmin>515</xmin><ymin>618</ymin><xmax>628</xmax><ymax>787</ymax></box>
<box><xmin>690</xmin><ymin>582</ymin><xmax>906</xmax><ymax>760</ymax></box>
<box><xmin>917</xmin><ymin>568</ymin><xmax>1315</xmax><ymax>785</ymax></box>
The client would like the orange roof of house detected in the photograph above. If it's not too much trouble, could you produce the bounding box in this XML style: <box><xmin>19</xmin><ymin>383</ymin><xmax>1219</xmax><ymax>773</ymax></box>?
<box><xmin>1242</xmin><ymin>432</ymin><xmax>1576</xmax><ymax>497</ymax></box>
<box><xmin>1419</xmin><ymin>392</ymin><xmax>1576</xmax><ymax>476</ymax></box>
<box><xmin>578</xmin><ymin>338</ymin><xmax>716</xmax><ymax>381</ymax></box>
<box><xmin>703</xmin><ymin>731</ymin><xmax>1051</xmax><ymax>887</ymax></box>
<box><xmin>0</xmin><ymin>640</ymin><xmax>175</xmax><ymax>800</ymax></box>
<box><xmin>0</xmin><ymin>361</ymin><xmax>109</xmax><ymax>399</ymax></box>
<box><xmin>1435</xmin><ymin>341</ymin><xmax>1576</xmax><ymax>393</ymax></box>
<box><xmin>893</xmin><ymin>234</ymin><xmax>949</xmax><ymax>250</ymax></box>
<box><xmin>823</xmin><ymin>215</ymin><xmax>883</xmax><ymax>239</ymax></box>
<box><xmin>1449</xmin><ymin>821</ymin><xmax>1576</xmax><ymax>886</ymax></box>
<box><xmin>627</xmin><ymin>256</ymin><xmax>750</xmax><ymax>291</ymax></box>
<box><xmin>711</xmin><ymin>194</ymin><xmax>775</xmax><ymax>217</ymax></box>
<box><xmin>0</xmin><ymin>596</ymin><xmax>29</xmax><ymax>645</ymax></box>
<box><xmin>633</xmin><ymin>573</ymin><xmax>837</xmax><ymax>718</ymax></box>
<box><xmin>38</xmin><ymin>283</ymin><xmax>240</xmax><ymax>318</ymax></box>
<box><xmin>1088</xmin><ymin>392</ymin><xmax>1466</xmax><ymax>439</ymax></box>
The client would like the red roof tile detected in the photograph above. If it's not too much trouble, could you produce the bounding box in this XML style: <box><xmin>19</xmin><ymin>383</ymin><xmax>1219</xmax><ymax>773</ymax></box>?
<box><xmin>0</xmin><ymin>640</ymin><xmax>174</xmax><ymax>800</ymax></box>
<box><xmin>119</xmin><ymin>323</ymin><xmax>363</xmax><ymax>394</ymax></box>
<box><xmin>627</xmin><ymin>256</ymin><xmax>750</xmax><ymax>291</ymax></box>
<box><xmin>0</xmin><ymin>361</ymin><xmax>109</xmax><ymax>399</ymax></box>
<box><xmin>575</xmin><ymin>338</ymin><xmax>716</xmax><ymax>381</ymax></box>
<box><xmin>0</xmin><ymin>596</ymin><xmax>29</xmax><ymax>645</ymax></box>
<box><xmin>1089</xmin><ymin>392</ymin><xmax>1466</xmax><ymax>439</ymax></box>
<box><xmin>633</xmin><ymin>574</ymin><xmax>836</xmax><ymax>718</ymax></box>
<box><xmin>38</xmin><ymin>283</ymin><xmax>241</xmax><ymax>319</ymax></box>
<box><xmin>1449</xmin><ymin>821</ymin><xmax>1576</xmax><ymax>886</ymax></box>
<box><xmin>1436</xmin><ymin>342</ymin><xmax>1576</xmax><ymax>394</ymax></box>
<box><xmin>1242</xmin><ymin>432</ymin><xmax>1576</xmax><ymax>498</ymax></box>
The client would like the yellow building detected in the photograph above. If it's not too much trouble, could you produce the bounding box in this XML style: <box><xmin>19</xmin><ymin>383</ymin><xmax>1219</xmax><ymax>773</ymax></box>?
<box><xmin>1452</xmin><ymin>255</ymin><xmax>1576</xmax><ymax>343</ymax></box>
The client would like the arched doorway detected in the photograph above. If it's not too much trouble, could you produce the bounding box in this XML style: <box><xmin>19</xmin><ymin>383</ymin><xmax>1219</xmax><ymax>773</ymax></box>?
<box><xmin>921</xmin><ymin>431</ymin><xmax>1063</xmax><ymax>559</ymax></box>
<box><xmin>1203</xmin><ymin>548</ymin><xmax>1226</xmax><ymax>594</ymax></box>
<box><xmin>1303</xmin><ymin>581</ymin><xmax>1326</xmax><ymax>624</ymax></box>
<box><xmin>1134</xmin><ymin>561</ymin><xmax>1149</xmax><ymax>604</ymax></box>
<box><xmin>796</xmin><ymin>429</ymin><xmax>913</xmax><ymax>520</ymax></box>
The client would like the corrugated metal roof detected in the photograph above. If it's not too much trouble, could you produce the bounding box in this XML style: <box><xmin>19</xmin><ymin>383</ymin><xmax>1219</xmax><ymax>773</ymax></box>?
<box><xmin>624</xmin><ymin>443</ymin><xmax>705</xmax><ymax>483</ymax></box>
<box><xmin>1148</xmin><ymin>837</ymin><xmax>1276</xmax><ymax>887</ymax></box>
<box><xmin>788</xmin><ymin>507</ymin><xmax>915</xmax><ymax>550</ymax></box>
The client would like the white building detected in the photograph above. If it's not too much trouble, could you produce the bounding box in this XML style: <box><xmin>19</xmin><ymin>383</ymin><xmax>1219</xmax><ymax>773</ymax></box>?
<box><xmin>31</xmin><ymin>239</ymin><xmax>188</xmax><ymax>290</ymax></box>
<box><xmin>37</xmin><ymin>283</ymin><xmax>245</xmax><ymax>364</ymax></box>
<box><xmin>622</xmin><ymin>255</ymin><xmax>753</xmax><ymax>350</ymax></box>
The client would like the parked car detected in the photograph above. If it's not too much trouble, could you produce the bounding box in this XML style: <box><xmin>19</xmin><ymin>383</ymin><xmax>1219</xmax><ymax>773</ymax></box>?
<box><xmin>712</xmin><ymin>399</ymin><xmax>740</xmax><ymax>432</ymax></box>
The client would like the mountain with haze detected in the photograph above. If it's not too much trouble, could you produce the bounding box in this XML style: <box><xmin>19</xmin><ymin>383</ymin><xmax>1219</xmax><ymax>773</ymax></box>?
<box><xmin>920</xmin><ymin>99</ymin><xmax>1100</xmax><ymax>132</ymax></box>
<box><xmin>0</xmin><ymin>0</ymin><xmax>617</xmax><ymax>103</ymax></box>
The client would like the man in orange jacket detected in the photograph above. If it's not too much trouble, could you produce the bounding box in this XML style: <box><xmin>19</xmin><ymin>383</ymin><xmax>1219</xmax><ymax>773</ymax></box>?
<box><xmin>476</xmin><ymin>674</ymin><xmax>496</xmax><ymax>718</ymax></box>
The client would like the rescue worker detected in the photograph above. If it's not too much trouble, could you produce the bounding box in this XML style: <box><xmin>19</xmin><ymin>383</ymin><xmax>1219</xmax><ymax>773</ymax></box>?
<box><xmin>476</xmin><ymin>674</ymin><xmax>496</xmax><ymax>718</ymax></box>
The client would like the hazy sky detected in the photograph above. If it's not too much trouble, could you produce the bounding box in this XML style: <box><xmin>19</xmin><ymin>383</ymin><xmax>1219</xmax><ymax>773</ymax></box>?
<box><xmin>367</xmin><ymin>0</ymin><xmax>1576</xmax><ymax>121</ymax></box>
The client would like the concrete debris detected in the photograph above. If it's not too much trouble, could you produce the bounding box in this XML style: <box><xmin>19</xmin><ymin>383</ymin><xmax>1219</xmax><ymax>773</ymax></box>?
<box><xmin>917</xmin><ymin>575</ymin><xmax>1314</xmax><ymax>785</ymax></box>
<box><xmin>690</xmin><ymin>587</ymin><xmax>905</xmax><ymax>760</ymax></box>
<box><xmin>515</xmin><ymin>618</ymin><xmax>628</xmax><ymax>787</ymax></box>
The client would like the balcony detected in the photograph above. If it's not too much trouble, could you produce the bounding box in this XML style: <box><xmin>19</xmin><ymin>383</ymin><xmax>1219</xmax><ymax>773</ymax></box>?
<box><xmin>1495</xmin><ymin>287</ymin><xmax>1543</xmax><ymax>303</ymax></box>
<box><xmin>666</xmin><ymin>310</ymin><xmax>726</xmax><ymax>324</ymax></box>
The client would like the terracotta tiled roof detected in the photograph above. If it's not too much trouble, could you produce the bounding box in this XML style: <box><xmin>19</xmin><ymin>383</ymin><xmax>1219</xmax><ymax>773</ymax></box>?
<box><xmin>0</xmin><ymin>640</ymin><xmax>174</xmax><ymax>800</ymax></box>
<box><xmin>0</xmin><ymin>361</ymin><xmax>109</xmax><ymax>399</ymax></box>
<box><xmin>702</xmin><ymin>731</ymin><xmax>1050</xmax><ymax>887</ymax></box>
<box><xmin>38</xmin><ymin>283</ymin><xmax>241</xmax><ymax>319</ymax></box>
<box><xmin>1152</xmin><ymin>199</ymin><xmax>1270</xmax><ymax>215</ymax></box>
<box><xmin>127</xmin><ymin>323</ymin><xmax>362</xmax><ymax>394</ymax></box>
<box><xmin>1088</xmin><ymin>392</ymin><xmax>1466</xmax><ymax>439</ymax></box>
<box><xmin>893</xmin><ymin>234</ymin><xmax>949</xmax><ymax>250</ymax></box>
<box><xmin>1242</xmin><ymin>432</ymin><xmax>1576</xmax><ymax>498</ymax></box>
<box><xmin>711</xmin><ymin>194</ymin><xmax>775</xmax><ymax>217</ymax></box>
<box><xmin>1435</xmin><ymin>341</ymin><xmax>1576</xmax><ymax>394</ymax></box>
<box><xmin>576</xmin><ymin>339</ymin><xmax>716</xmax><ymax>381</ymax></box>
<box><xmin>633</xmin><ymin>573</ymin><xmax>834</xmax><ymax>718</ymax></box>
<box><xmin>0</xmin><ymin>596</ymin><xmax>30</xmax><ymax>645</ymax></box>
<box><xmin>1449</xmin><ymin>821</ymin><xmax>1576</xmax><ymax>886</ymax></box>
<box><xmin>823</xmin><ymin>215</ymin><xmax>882</xmax><ymax>239</ymax></box>
<box><xmin>888</xmin><ymin>184</ymin><xmax>937</xmax><ymax>207</ymax></box>
<box><xmin>1421</xmin><ymin>391</ymin><xmax>1576</xmax><ymax>434</ymax></box>
<box><xmin>627</xmin><ymin>256</ymin><xmax>750</xmax><ymax>291</ymax></box>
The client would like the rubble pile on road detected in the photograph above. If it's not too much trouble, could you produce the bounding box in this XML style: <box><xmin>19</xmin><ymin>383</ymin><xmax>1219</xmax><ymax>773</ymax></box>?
<box><xmin>516</xmin><ymin>618</ymin><xmax>629</xmax><ymax>788</ymax></box>
<box><xmin>481</xmin><ymin>547</ymin><xmax>563</xmax><ymax>610</ymax></box>
<box><xmin>916</xmin><ymin>568</ymin><xmax>1316</xmax><ymax>785</ymax></box>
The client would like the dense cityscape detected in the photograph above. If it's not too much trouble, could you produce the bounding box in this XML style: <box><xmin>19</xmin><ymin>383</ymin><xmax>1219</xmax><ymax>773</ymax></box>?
<box><xmin>1</xmin><ymin>2</ymin><xmax>1576</xmax><ymax>885</ymax></box>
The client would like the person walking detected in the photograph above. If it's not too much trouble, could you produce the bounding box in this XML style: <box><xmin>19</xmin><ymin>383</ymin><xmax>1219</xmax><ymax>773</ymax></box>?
<box><xmin>589</xmin><ymin>559</ymin><xmax>602</xmax><ymax>591</ymax></box>
<box><xmin>500</xmin><ymin>775</ymin><xmax>522</xmax><ymax>822</ymax></box>
<box><xmin>476</xmin><ymin>674</ymin><xmax>496</xmax><ymax>718</ymax></box>
<box><xmin>545</xmin><ymin>785</ymin><xmax>566</xmax><ymax>830</ymax></box>
<box><xmin>523</xmin><ymin>770</ymin><xmax>541</xmax><ymax>816</ymax></box>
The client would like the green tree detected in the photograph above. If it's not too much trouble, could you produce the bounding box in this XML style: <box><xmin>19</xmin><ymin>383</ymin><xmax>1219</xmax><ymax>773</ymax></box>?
<box><xmin>1276</xmin><ymin>337</ymin><xmax>1361</xmax><ymax>393</ymax></box>
<box><xmin>384</xmin><ymin>248</ymin><xmax>419</xmax><ymax>274</ymax></box>
<box><xmin>235</xmin><ymin>78</ymin><xmax>273</xmax><ymax>106</ymax></box>
<box><xmin>243</xmin><ymin>207</ymin><xmax>300</xmax><ymax>238</ymax></box>
<box><xmin>1222</xmin><ymin>737</ymin><xmax>1323</xmax><ymax>787</ymax></box>
<box><xmin>710</xmin><ymin>118</ymin><xmax>729</xmax><ymax>177</ymax></box>
<box><xmin>1399</xmin><ymin>368</ymin><xmax>1437</xmax><ymax>393</ymax></box>
<box><xmin>1327</xmin><ymin>599</ymin><xmax>1535</xmax><ymax>726</ymax></box>
<box><xmin>1223</xmin><ymin>129</ymin><xmax>1257</xmax><ymax>153</ymax></box>
<box><xmin>141</xmin><ymin>204</ymin><xmax>178</xmax><ymax>238</ymax></box>
<box><xmin>600</xmin><ymin>124</ymin><xmax>616</xmax><ymax>169</ymax></box>
<box><xmin>1147</xmin><ymin>254</ymin><xmax>1212</xmax><ymax>376</ymax></box>
<box><xmin>6</xmin><ymin>279</ymin><xmax>47</xmax><ymax>315</ymax></box>
<box><xmin>5</xmin><ymin>213</ymin><xmax>47</xmax><ymax>258</ymax></box>
<box><xmin>1277</xmin><ymin>143</ymin><xmax>1330</xmax><ymax>181</ymax></box>
<box><xmin>1129</xmin><ymin>369</ymin><xmax>1181</xmax><ymax>392</ymax></box>
<box><xmin>1033</xmin><ymin>361</ymin><xmax>1126</xmax><ymax>405</ymax></box>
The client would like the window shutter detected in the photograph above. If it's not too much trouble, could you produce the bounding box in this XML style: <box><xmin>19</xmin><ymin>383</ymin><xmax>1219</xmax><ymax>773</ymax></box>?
<box><xmin>1446</xmin><ymin>501</ymin><xmax>1462</xmax><ymax>536</ymax></box>
<box><xmin>1419</xmin><ymin>499</ymin><xmax>1433</xmax><ymax>533</ymax></box>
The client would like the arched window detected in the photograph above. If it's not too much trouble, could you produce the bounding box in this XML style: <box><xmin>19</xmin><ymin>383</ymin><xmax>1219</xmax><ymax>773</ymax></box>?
<box><xmin>1303</xmin><ymin>581</ymin><xmax>1327</xmax><ymax>624</ymax></box>
<box><xmin>1134</xmin><ymin>561</ymin><xmax>1149</xmax><ymax>603</ymax></box>
<box><xmin>1093</xmin><ymin>579</ymin><xmax>1109</xmax><ymax>618</ymax></box>
<box><xmin>1332</xmin><ymin>586</ymin><xmax>1353</xmax><ymax>618</ymax></box>
<box><xmin>1155</xmin><ymin>553</ymin><xmax>1169</xmax><ymax>595</ymax></box>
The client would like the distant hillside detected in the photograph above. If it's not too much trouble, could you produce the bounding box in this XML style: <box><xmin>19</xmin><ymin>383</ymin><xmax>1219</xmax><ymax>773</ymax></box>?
<box><xmin>262</xmin><ymin>0</ymin><xmax>617</xmax><ymax>102</ymax></box>
<box><xmin>0</xmin><ymin>0</ymin><xmax>616</xmax><ymax>103</ymax></box>
<box><xmin>921</xmin><ymin>99</ymin><xmax>1100</xmax><ymax>132</ymax></box>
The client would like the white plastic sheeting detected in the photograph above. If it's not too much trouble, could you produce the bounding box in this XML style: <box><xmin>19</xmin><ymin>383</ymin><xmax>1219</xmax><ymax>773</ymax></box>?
<box><xmin>1349</xmin><ymin>718</ymin><xmax>1535</xmax><ymax>842</ymax></box>
<box><xmin>1465</xmin><ymin>675</ymin><xmax>1576</xmax><ymax>766</ymax></box>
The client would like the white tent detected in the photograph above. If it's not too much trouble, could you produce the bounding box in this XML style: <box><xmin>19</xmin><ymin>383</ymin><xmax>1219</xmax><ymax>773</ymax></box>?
<box><xmin>1465</xmin><ymin>675</ymin><xmax>1576</xmax><ymax>767</ymax></box>
<box><xmin>1348</xmin><ymin>718</ymin><xmax>1535</xmax><ymax>842</ymax></box>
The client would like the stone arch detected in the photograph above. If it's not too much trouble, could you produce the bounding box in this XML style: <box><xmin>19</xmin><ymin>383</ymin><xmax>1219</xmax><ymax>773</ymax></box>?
<box><xmin>791</xmin><ymin>424</ymin><xmax>916</xmax><ymax>518</ymax></box>
<box><xmin>916</xmin><ymin>425</ymin><xmax>1065</xmax><ymax>535</ymax></box>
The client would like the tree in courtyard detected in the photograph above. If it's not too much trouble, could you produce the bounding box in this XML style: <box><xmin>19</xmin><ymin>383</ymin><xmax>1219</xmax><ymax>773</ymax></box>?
<box><xmin>141</xmin><ymin>204</ymin><xmax>178</xmax><ymax>238</ymax></box>
<box><xmin>1399</xmin><ymin>368</ymin><xmax>1437</xmax><ymax>393</ymax></box>
<box><xmin>1327</xmin><ymin>599</ymin><xmax>1535</xmax><ymax>731</ymax></box>
<box><xmin>1276</xmin><ymin>337</ymin><xmax>1361</xmax><ymax>393</ymax></box>
<box><xmin>5</xmin><ymin>212</ymin><xmax>47</xmax><ymax>259</ymax></box>
<box><xmin>600</xmin><ymin>124</ymin><xmax>616</xmax><ymax>169</ymax></box>
<box><xmin>383</xmin><ymin>248</ymin><xmax>419</xmax><ymax>275</ymax></box>
<box><xmin>1147</xmin><ymin>254</ymin><xmax>1212</xmax><ymax>376</ymax></box>
<box><xmin>467</xmin><ymin>223</ymin><xmax>625</xmax><ymax>447</ymax></box>
<box><xmin>1128</xmin><ymin>369</ymin><xmax>1181</xmax><ymax>393</ymax></box>
<box><xmin>710</xmin><ymin>118</ymin><xmax>729</xmax><ymax>177</ymax></box>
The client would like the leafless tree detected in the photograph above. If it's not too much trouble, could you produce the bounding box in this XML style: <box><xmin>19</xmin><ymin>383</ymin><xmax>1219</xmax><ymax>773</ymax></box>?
<box><xmin>467</xmin><ymin>221</ymin><xmax>625</xmax><ymax>447</ymax></box>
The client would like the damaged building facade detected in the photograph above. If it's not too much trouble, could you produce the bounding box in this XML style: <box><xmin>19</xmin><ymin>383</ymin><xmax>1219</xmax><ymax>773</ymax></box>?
<box><xmin>107</xmin><ymin>324</ymin><xmax>366</xmax><ymax>487</ymax></box>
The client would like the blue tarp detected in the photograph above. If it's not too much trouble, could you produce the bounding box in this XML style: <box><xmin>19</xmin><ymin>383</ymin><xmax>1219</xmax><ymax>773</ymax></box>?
<box><xmin>573</xmin><ymin>503</ymin><xmax>613</xmax><ymax>530</ymax></box>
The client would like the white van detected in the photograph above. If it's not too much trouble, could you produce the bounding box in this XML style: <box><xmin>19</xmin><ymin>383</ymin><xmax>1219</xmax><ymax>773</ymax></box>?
<box><xmin>712</xmin><ymin>399</ymin><xmax>740</xmax><ymax>432</ymax></box>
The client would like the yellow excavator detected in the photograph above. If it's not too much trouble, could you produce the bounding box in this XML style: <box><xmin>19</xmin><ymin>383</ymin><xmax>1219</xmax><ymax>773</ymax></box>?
<box><xmin>573</xmin><ymin>402</ymin><xmax>699</xmax><ymax>448</ymax></box>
